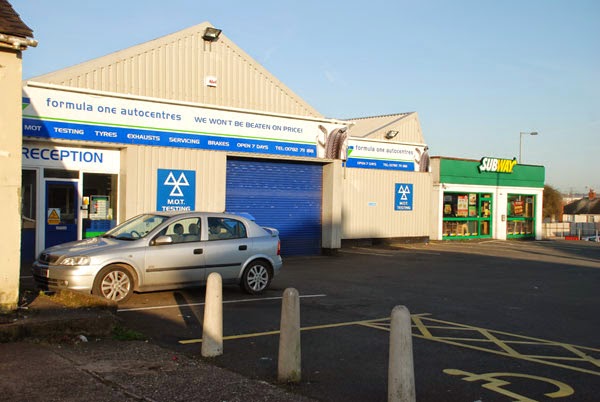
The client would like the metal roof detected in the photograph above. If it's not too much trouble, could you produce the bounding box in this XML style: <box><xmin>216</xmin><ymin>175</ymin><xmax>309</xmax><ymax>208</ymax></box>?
<box><xmin>344</xmin><ymin>112</ymin><xmax>425</xmax><ymax>144</ymax></box>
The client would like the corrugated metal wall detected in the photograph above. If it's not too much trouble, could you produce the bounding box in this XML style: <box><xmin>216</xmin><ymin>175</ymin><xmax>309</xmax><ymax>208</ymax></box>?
<box><xmin>350</xmin><ymin>113</ymin><xmax>425</xmax><ymax>144</ymax></box>
<box><xmin>30</xmin><ymin>23</ymin><xmax>321</xmax><ymax>118</ymax></box>
<box><xmin>342</xmin><ymin>168</ymin><xmax>432</xmax><ymax>239</ymax></box>
<box><xmin>121</xmin><ymin>146</ymin><xmax>226</xmax><ymax>218</ymax></box>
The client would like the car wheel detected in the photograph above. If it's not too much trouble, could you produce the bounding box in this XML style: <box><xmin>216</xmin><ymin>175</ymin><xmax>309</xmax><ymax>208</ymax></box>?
<box><xmin>241</xmin><ymin>259</ymin><xmax>272</xmax><ymax>295</ymax></box>
<box><xmin>92</xmin><ymin>264</ymin><xmax>134</xmax><ymax>303</ymax></box>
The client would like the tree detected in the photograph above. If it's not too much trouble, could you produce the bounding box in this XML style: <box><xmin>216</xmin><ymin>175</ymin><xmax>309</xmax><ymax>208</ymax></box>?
<box><xmin>543</xmin><ymin>185</ymin><xmax>563</xmax><ymax>222</ymax></box>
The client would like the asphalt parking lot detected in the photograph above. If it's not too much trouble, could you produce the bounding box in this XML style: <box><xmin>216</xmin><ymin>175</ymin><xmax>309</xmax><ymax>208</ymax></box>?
<box><xmin>93</xmin><ymin>241</ymin><xmax>600</xmax><ymax>401</ymax></box>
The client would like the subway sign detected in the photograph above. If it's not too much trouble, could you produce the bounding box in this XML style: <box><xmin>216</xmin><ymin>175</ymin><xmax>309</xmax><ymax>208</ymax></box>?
<box><xmin>478</xmin><ymin>157</ymin><xmax>518</xmax><ymax>174</ymax></box>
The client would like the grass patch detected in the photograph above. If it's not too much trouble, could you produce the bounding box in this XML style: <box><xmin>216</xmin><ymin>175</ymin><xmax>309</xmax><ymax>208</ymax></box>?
<box><xmin>38</xmin><ymin>290</ymin><xmax>116</xmax><ymax>309</ymax></box>
<box><xmin>112</xmin><ymin>325</ymin><xmax>146</xmax><ymax>341</ymax></box>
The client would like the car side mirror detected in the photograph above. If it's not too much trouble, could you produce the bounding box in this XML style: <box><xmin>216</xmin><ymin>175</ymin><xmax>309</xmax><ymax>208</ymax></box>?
<box><xmin>154</xmin><ymin>235</ymin><xmax>173</xmax><ymax>245</ymax></box>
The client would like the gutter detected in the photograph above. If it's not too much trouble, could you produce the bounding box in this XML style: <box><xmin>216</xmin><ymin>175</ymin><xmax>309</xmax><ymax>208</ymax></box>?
<box><xmin>0</xmin><ymin>33</ymin><xmax>38</xmax><ymax>50</ymax></box>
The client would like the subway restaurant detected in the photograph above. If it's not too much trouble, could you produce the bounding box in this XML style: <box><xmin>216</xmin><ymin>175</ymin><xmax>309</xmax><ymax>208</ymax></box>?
<box><xmin>430</xmin><ymin>157</ymin><xmax>545</xmax><ymax>241</ymax></box>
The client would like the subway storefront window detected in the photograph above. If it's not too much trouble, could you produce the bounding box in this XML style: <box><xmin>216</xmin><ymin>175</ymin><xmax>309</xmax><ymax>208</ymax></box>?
<box><xmin>507</xmin><ymin>194</ymin><xmax>535</xmax><ymax>238</ymax></box>
<box><xmin>442</xmin><ymin>192</ymin><xmax>493</xmax><ymax>239</ymax></box>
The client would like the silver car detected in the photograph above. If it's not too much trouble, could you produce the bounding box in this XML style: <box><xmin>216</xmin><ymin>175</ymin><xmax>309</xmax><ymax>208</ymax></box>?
<box><xmin>32</xmin><ymin>212</ymin><xmax>282</xmax><ymax>303</ymax></box>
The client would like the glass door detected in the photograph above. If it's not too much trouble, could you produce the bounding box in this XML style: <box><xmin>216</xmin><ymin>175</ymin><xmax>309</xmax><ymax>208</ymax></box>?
<box><xmin>479</xmin><ymin>196</ymin><xmax>492</xmax><ymax>237</ymax></box>
<box><xmin>45</xmin><ymin>181</ymin><xmax>78</xmax><ymax>248</ymax></box>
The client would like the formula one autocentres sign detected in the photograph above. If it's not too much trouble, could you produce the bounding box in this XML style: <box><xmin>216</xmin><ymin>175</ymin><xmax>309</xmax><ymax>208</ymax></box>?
<box><xmin>346</xmin><ymin>139</ymin><xmax>429</xmax><ymax>172</ymax></box>
<box><xmin>22</xmin><ymin>84</ymin><xmax>347</xmax><ymax>159</ymax></box>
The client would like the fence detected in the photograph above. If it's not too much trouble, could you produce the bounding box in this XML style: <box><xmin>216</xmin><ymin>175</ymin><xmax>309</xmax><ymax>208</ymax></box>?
<box><xmin>542</xmin><ymin>222</ymin><xmax>600</xmax><ymax>239</ymax></box>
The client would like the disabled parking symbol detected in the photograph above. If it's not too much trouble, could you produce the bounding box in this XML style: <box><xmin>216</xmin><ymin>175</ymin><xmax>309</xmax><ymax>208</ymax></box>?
<box><xmin>444</xmin><ymin>369</ymin><xmax>574</xmax><ymax>402</ymax></box>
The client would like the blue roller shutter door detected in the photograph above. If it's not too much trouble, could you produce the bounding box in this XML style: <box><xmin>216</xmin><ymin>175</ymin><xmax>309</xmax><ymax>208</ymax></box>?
<box><xmin>226</xmin><ymin>159</ymin><xmax>322</xmax><ymax>256</ymax></box>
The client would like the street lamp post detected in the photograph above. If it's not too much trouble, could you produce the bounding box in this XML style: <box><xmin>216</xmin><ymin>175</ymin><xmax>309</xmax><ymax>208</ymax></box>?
<box><xmin>519</xmin><ymin>131</ymin><xmax>539</xmax><ymax>163</ymax></box>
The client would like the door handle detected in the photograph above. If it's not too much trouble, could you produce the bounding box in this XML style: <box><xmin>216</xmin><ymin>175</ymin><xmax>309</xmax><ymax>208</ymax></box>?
<box><xmin>194</xmin><ymin>248</ymin><xmax>203</xmax><ymax>254</ymax></box>
<box><xmin>239</xmin><ymin>245</ymin><xmax>247</xmax><ymax>251</ymax></box>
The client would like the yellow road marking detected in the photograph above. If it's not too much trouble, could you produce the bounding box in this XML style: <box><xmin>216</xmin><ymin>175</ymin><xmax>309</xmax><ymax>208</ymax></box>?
<box><xmin>179</xmin><ymin>317</ymin><xmax>392</xmax><ymax>344</ymax></box>
<box><xmin>179</xmin><ymin>314</ymin><xmax>430</xmax><ymax>344</ymax></box>
<box><xmin>178</xmin><ymin>313</ymin><xmax>600</xmax><ymax>377</ymax></box>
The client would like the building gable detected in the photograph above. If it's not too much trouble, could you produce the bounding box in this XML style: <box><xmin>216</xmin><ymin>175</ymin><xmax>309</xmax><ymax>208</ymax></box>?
<box><xmin>29</xmin><ymin>22</ymin><xmax>321</xmax><ymax>117</ymax></box>
<box><xmin>346</xmin><ymin>112</ymin><xmax>424</xmax><ymax>144</ymax></box>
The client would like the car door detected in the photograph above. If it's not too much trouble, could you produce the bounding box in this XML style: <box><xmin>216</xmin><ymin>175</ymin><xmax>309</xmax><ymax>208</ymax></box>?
<box><xmin>202</xmin><ymin>216</ymin><xmax>252</xmax><ymax>282</ymax></box>
<box><xmin>143</xmin><ymin>217</ymin><xmax>206</xmax><ymax>287</ymax></box>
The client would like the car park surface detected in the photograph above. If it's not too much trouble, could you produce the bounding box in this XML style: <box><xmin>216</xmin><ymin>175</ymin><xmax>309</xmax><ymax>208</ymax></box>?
<box><xmin>114</xmin><ymin>240</ymin><xmax>599</xmax><ymax>401</ymax></box>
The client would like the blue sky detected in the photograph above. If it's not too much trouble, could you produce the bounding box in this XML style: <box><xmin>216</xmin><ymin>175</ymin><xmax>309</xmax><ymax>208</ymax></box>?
<box><xmin>14</xmin><ymin>0</ymin><xmax>599</xmax><ymax>194</ymax></box>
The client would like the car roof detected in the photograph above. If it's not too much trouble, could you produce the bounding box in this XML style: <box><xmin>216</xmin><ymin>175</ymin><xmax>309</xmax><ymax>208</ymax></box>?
<box><xmin>150</xmin><ymin>211</ymin><xmax>251</xmax><ymax>220</ymax></box>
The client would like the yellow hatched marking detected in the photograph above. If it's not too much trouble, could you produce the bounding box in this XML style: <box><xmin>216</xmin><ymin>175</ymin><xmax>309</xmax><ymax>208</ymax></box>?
<box><xmin>178</xmin><ymin>313</ymin><xmax>600</xmax><ymax>376</ymax></box>
<box><xmin>362</xmin><ymin>315</ymin><xmax>600</xmax><ymax>377</ymax></box>
<box><xmin>477</xmin><ymin>328</ymin><xmax>521</xmax><ymax>356</ymax></box>
<box><xmin>561</xmin><ymin>344</ymin><xmax>600</xmax><ymax>368</ymax></box>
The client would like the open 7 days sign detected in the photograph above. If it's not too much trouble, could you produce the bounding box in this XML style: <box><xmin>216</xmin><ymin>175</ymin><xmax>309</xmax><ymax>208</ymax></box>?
<box><xmin>157</xmin><ymin>169</ymin><xmax>196</xmax><ymax>211</ymax></box>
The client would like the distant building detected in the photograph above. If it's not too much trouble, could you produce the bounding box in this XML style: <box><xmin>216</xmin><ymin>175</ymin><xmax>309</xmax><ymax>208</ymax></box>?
<box><xmin>563</xmin><ymin>189</ymin><xmax>600</xmax><ymax>223</ymax></box>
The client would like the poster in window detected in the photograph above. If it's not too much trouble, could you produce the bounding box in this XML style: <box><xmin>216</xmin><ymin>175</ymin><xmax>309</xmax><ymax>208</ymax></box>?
<box><xmin>444</xmin><ymin>203</ymin><xmax>452</xmax><ymax>215</ymax></box>
<box><xmin>469</xmin><ymin>206</ymin><xmax>477</xmax><ymax>217</ymax></box>
<box><xmin>457</xmin><ymin>195</ymin><xmax>469</xmax><ymax>217</ymax></box>
<box><xmin>513</xmin><ymin>200</ymin><xmax>524</xmax><ymax>216</ymax></box>
<box><xmin>469</xmin><ymin>193</ymin><xmax>477</xmax><ymax>205</ymax></box>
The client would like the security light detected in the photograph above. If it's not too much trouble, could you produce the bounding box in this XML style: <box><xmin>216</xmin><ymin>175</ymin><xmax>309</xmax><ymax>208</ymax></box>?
<box><xmin>202</xmin><ymin>27</ymin><xmax>222</xmax><ymax>42</ymax></box>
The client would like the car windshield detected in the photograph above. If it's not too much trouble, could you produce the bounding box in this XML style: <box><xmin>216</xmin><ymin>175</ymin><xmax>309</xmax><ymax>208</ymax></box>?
<box><xmin>103</xmin><ymin>214</ymin><xmax>169</xmax><ymax>240</ymax></box>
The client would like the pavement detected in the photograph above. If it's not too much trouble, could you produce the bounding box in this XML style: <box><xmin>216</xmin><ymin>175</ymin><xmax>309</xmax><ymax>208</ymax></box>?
<box><xmin>0</xmin><ymin>288</ymin><xmax>314</xmax><ymax>402</ymax></box>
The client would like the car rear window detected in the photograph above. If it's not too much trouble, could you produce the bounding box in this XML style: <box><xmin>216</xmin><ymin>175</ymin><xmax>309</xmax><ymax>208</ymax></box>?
<box><xmin>208</xmin><ymin>217</ymin><xmax>247</xmax><ymax>240</ymax></box>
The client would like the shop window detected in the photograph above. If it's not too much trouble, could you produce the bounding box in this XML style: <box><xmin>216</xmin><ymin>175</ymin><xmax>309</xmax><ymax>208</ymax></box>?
<box><xmin>82</xmin><ymin>173</ymin><xmax>118</xmax><ymax>238</ymax></box>
<box><xmin>442</xmin><ymin>192</ymin><xmax>493</xmax><ymax>239</ymax></box>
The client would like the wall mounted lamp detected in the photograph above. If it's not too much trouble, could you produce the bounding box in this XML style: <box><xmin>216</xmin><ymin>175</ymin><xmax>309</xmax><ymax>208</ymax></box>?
<box><xmin>385</xmin><ymin>130</ymin><xmax>399</xmax><ymax>139</ymax></box>
<box><xmin>202</xmin><ymin>27</ymin><xmax>222</xmax><ymax>42</ymax></box>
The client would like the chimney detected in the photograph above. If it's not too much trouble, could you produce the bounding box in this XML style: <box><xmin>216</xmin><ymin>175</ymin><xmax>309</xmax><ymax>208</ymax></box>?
<box><xmin>589</xmin><ymin>189</ymin><xmax>596</xmax><ymax>200</ymax></box>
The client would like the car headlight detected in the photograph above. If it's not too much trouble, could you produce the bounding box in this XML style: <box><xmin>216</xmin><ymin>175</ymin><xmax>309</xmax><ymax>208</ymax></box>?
<box><xmin>58</xmin><ymin>256</ymin><xmax>91</xmax><ymax>266</ymax></box>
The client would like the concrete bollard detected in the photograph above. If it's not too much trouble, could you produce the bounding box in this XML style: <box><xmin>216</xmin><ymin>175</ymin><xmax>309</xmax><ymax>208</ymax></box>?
<box><xmin>278</xmin><ymin>287</ymin><xmax>301</xmax><ymax>383</ymax></box>
<box><xmin>388</xmin><ymin>305</ymin><xmax>416</xmax><ymax>402</ymax></box>
<box><xmin>201</xmin><ymin>272</ymin><xmax>223</xmax><ymax>357</ymax></box>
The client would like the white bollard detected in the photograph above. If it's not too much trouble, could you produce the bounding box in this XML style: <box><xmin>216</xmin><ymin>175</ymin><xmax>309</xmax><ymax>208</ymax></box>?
<box><xmin>201</xmin><ymin>272</ymin><xmax>223</xmax><ymax>357</ymax></box>
<box><xmin>278</xmin><ymin>287</ymin><xmax>301</xmax><ymax>383</ymax></box>
<box><xmin>388</xmin><ymin>305</ymin><xmax>416</xmax><ymax>402</ymax></box>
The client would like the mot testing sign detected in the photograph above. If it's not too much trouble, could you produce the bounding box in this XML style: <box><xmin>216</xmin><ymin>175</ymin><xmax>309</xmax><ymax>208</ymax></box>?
<box><xmin>157</xmin><ymin>169</ymin><xmax>196</xmax><ymax>211</ymax></box>
<box><xmin>395</xmin><ymin>183</ymin><xmax>413</xmax><ymax>211</ymax></box>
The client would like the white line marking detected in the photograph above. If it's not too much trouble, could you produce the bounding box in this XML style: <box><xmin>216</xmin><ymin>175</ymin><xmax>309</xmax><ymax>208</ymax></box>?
<box><xmin>117</xmin><ymin>293</ymin><xmax>327</xmax><ymax>313</ymax></box>
<box><xmin>340</xmin><ymin>249</ymin><xmax>395</xmax><ymax>257</ymax></box>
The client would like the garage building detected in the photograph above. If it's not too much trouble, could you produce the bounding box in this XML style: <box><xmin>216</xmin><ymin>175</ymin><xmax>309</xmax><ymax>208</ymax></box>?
<box><xmin>21</xmin><ymin>22</ymin><xmax>431</xmax><ymax>261</ymax></box>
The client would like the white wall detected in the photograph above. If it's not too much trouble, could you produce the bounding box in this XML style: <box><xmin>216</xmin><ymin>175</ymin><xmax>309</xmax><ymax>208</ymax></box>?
<box><xmin>342</xmin><ymin>168</ymin><xmax>432</xmax><ymax>239</ymax></box>
<box><xmin>0</xmin><ymin>49</ymin><xmax>23</xmax><ymax>311</ymax></box>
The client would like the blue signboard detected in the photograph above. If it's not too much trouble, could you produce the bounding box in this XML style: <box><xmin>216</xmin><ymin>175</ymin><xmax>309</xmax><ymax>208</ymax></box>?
<box><xmin>157</xmin><ymin>169</ymin><xmax>196</xmax><ymax>211</ymax></box>
<box><xmin>395</xmin><ymin>183</ymin><xmax>413</xmax><ymax>211</ymax></box>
